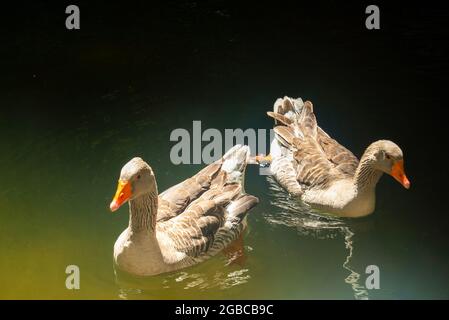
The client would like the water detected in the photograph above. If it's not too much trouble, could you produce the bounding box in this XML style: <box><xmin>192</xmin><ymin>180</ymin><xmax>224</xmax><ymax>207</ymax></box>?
<box><xmin>1</xmin><ymin>2</ymin><xmax>448</xmax><ymax>299</ymax></box>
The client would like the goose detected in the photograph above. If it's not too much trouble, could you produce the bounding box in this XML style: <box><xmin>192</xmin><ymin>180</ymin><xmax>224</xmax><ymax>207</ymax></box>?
<box><xmin>109</xmin><ymin>145</ymin><xmax>259</xmax><ymax>276</ymax></box>
<box><xmin>256</xmin><ymin>96</ymin><xmax>410</xmax><ymax>218</ymax></box>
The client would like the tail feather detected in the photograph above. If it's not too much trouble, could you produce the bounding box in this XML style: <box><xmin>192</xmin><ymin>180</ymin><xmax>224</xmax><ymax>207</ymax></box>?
<box><xmin>273</xmin><ymin>96</ymin><xmax>304</xmax><ymax>119</ymax></box>
<box><xmin>220</xmin><ymin>146</ymin><xmax>259</xmax><ymax>223</ymax></box>
<box><xmin>212</xmin><ymin>185</ymin><xmax>242</xmax><ymax>204</ymax></box>
<box><xmin>273</xmin><ymin>97</ymin><xmax>294</xmax><ymax>121</ymax></box>
<box><xmin>227</xmin><ymin>195</ymin><xmax>259</xmax><ymax>221</ymax></box>
<box><xmin>269</xmin><ymin>97</ymin><xmax>317</xmax><ymax>145</ymax></box>
<box><xmin>221</xmin><ymin>144</ymin><xmax>249</xmax><ymax>172</ymax></box>
<box><xmin>267</xmin><ymin>111</ymin><xmax>293</xmax><ymax>126</ymax></box>
<box><xmin>297</xmin><ymin>101</ymin><xmax>317</xmax><ymax>138</ymax></box>
<box><xmin>274</xmin><ymin>126</ymin><xmax>296</xmax><ymax>147</ymax></box>
<box><xmin>220</xmin><ymin>144</ymin><xmax>250</xmax><ymax>184</ymax></box>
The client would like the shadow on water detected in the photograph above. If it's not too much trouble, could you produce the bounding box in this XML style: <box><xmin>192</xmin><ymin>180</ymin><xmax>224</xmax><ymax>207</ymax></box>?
<box><xmin>264</xmin><ymin>176</ymin><xmax>371</xmax><ymax>300</ymax></box>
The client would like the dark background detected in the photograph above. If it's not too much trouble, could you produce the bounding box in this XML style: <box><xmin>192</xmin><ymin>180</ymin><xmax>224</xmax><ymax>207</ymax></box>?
<box><xmin>3</xmin><ymin>2</ymin><xmax>448</xmax><ymax>207</ymax></box>
<box><xmin>3</xmin><ymin>3</ymin><xmax>448</xmax><ymax>139</ymax></box>
<box><xmin>1</xmin><ymin>0</ymin><xmax>448</xmax><ymax>298</ymax></box>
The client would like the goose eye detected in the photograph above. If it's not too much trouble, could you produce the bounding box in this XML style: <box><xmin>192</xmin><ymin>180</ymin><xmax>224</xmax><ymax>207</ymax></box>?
<box><xmin>385</xmin><ymin>154</ymin><xmax>391</xmax><ymax>160</ymax></box>
<box><xmin>137</xmin><ymin>175</ymin><xmax>141</xmax><ymax>180</ymax></box>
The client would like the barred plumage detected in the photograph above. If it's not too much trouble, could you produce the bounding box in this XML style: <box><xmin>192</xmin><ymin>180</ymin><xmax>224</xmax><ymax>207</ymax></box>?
<box><xmin>266</xmin><ymin>96</ymin><xmax>409</xmax><ymax>217</ymax></box>
<box><xmin>112</xmin><ymin>145</ymin><xmax>259</xmax><ymax>276</ymax></box>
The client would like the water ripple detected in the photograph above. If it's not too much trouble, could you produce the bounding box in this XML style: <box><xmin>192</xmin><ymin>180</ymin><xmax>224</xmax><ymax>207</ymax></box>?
<box><xmin>264</xmin><ymin>175</ymin><xmax>369</xmax><ymax>300</ymax></box>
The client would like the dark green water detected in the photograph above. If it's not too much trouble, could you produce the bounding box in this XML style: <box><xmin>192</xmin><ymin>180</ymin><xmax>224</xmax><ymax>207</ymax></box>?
<box><xmin>1</xmin><ymin>1</ymin><xmax>448</xmax><ymax>299</ymax></box>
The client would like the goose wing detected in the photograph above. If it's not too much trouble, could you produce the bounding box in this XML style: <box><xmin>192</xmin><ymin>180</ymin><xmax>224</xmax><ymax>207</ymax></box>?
<box><xmin>157</xmin><ymin>145</ymin><xmax>258</xmax><ymax>262</ymax></box>
<box><xmin>157</xmin><ymin>162</ymin><xmax>223</xmax><ymax>222</ymax></box>
<box><xmin>158</xmin><ymin>185</ymin><xmax>257</xmax><ymax>261</ymax></box>
<box><xmin>316</xmin><ymin>127</ymin><xmax>359</xmax><ymax>177</ymax></box>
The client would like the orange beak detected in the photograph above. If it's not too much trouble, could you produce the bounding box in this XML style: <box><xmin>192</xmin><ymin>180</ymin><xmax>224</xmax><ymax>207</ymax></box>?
<box><xmin>390</xmin><ymin>160</ymin><xmax>410</xmax><ymax>189</ymax></box>
<box><xmin>110</xmin><ymin>180</ymin><xmax>132</xmax><ymax>212</ymax></box>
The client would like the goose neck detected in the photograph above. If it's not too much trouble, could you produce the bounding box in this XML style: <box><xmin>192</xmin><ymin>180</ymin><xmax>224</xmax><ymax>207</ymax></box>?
<box><xmin>128</xmin><ymin>190</ymin><xmax>158</xmax><ymax>233</ymax></box>
<box><xmin>354</xmin><ymin>156</ymin><xmax>383</xmax><ymax>193</ymax></box>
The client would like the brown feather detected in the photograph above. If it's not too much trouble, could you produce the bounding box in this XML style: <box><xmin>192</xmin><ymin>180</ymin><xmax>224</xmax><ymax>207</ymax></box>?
<box><xmin>156</xmin><ymin>145</ymin><xmax>258</xmax><ymax>260</ymax></box>
<box><xmin>267</xmin><ymin>111</ymin><xmax>293</xmax><ymax>126</ymax></box>
<box><xmin>269</xmin><ymin>97</ymin><xmax>360</xmax><ymax>193</ymax></box>
<box><xmin>273</xmin><ymin>126</ymin><xmax>296</xmax><ymax>147</ymax></box>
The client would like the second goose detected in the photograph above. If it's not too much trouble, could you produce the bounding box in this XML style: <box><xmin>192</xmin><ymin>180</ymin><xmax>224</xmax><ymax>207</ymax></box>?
<box><xmin>258</xmin><ymin>96</ymin><xmax>410</xmax><ymax>218</ymax></box>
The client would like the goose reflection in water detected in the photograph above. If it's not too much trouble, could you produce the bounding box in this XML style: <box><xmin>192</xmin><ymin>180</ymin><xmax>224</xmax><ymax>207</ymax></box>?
<box><xmin>265</xmin><ymin>176</ymin><xmax>370</xmax><ymax>300</ymax></box>
<box><xmin>113</xmin><ymin>238</ymin><xmax>253</xmax><ymax>299</ymax></box>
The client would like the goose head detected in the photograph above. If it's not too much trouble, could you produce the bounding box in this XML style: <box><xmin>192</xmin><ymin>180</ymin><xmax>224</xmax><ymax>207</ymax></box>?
<box><xmin>109</xmin><ymin>157</ymin><xmax>156</xmax><ymax>212</ymax></box>
<box><xmin>366</xmin><ymin>140</ymin><xmax>410</xmax><ymax>189</ymax></box>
